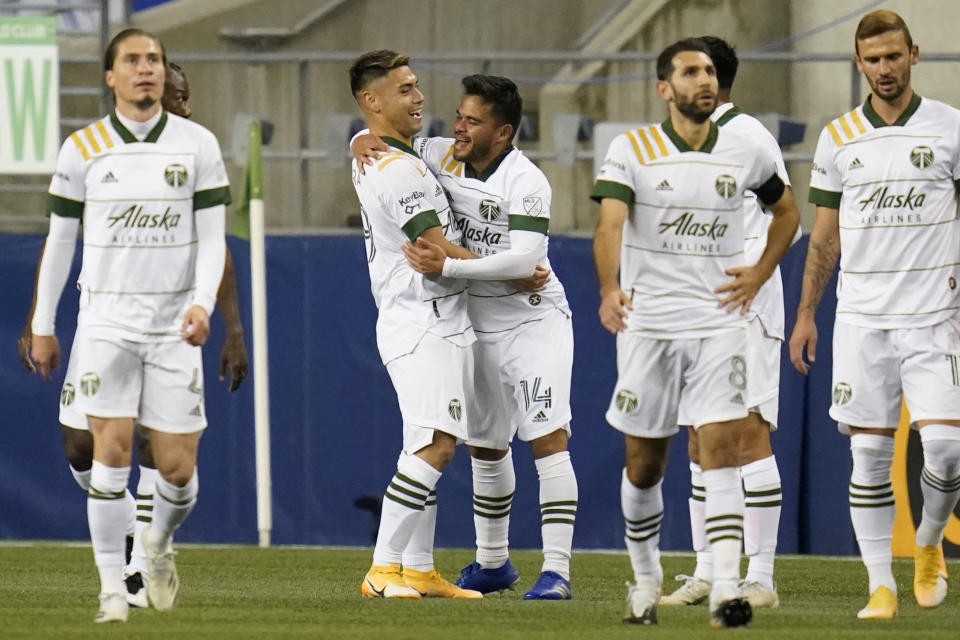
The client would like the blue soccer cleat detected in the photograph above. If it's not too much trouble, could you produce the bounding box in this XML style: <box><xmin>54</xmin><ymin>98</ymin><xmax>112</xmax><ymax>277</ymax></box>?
<box><xmin>455</xmin><ymin>560</ymin><xmax>520</xmax><ymax>594</ymax></box>
<box><xmin>523</xmin><ymin>571</ymin><xmax>572</xmax><ymax>600</ymax></box>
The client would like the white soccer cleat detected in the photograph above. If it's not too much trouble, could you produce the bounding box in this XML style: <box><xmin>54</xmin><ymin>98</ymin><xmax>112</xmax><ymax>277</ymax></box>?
<box><xmin>739</xmin><ymin>580</ymin><xmax>779</xmax><ymax>608</ymax></box>
<box><xmin>93</xmin><ymin>592</ymin><xmax>128</xmax><ymax>623</ymax></box>
<box><xmin>623</xmin><ymin>581</ymin><xmax>660</xmax><ymax>624</ymax></box>
<box><xmin>143</xmin><ymin>526</ymin><xmax>180</xmax><ymax>612</ymax></box>
<box><xmin>660</xmin><ymin>574</ymin><xmax>711</xmax><ymax>606</ymax></box>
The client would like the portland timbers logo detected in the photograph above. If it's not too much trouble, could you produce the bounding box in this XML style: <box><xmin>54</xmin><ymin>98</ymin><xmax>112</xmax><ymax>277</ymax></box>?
<box><xmin>80</xmin><ymin>372</ymin><xmax>101</xmax><ymax>397</ymax></box>
<box><xmin>833</xmin><ymin>382</ymin><xmax>852</xmax><ymax>406</ymax></box>
<box><xmin>615</xmin><ymin>389</ymin><xmax>638</xmax><ymax>413</ymax></box>
<box><xmin>164</xmin><ymin>163</ymin><xmax>188</xmax><ymax>187</ymax></box>
<box><xmin>715</xmin><ymin>174</ymin><xmax>737</xmax><ymax>198</ymax></box>
<box><xmin>448</xmin><ymin>398</ymin><xmax>462</xmax><ymax>421</ymax></box>
<box><xmin>479</xmin><ymin>199</ymin><xmax>501</xmax><ymax>221</ymax></box>
<box><xmin>60</xmin><ymin>382</ymin><xmax>75</xmax><ymax>407</ymax></box>
<box><xmin>910</xmin><ymin>145</ymin><xmax>933</xmax><ymax>169</ymax></box>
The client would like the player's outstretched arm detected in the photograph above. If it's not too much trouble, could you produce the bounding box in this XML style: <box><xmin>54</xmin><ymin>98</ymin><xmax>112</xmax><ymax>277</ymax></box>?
<box><xmin>18</xmin><ymin>240</ymin><xmax>46</xmax><ymax>372</ymax></box>
<box><xmin>789</xmin><ymin>205</ymin><xmax>840</xmax><ymax>375</ymax></box>
<box><xmin>216</xmin><ymin>247</ymin><xmax>248</xmax><ymax>391</ymax></box>
<box><xmin>593</xmin><ymin>198</ymin><xmax>631</xmax><ymax>334</ymax></box>
<box><xmin>716</xmin><ymin>186</ymin><xmax>800</xmax><ymax>314</ymax></box>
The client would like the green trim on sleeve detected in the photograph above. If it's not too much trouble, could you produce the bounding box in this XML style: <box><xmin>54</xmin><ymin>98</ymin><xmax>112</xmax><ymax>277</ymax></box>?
<box><xmin>508</xmin><ymin>214</ymin><xmax>549</xmax><ymax>234</ymax></box>
<box><xmin>401</xmin><ymin>209</ymin><xmax>441</xmax><ymax>241</ymax></box>
<box><xmin>590</xmin><ymin>179</ymin><xmax>634</xmax><ymax>204</ymax></box>
<box><xmin>46</xmin><ymin>194</ymin><xmax>84</xmax><ymax>218</ymax></box>
<box><xmin>809</xmin><ymin>186</ymin><xmax>842</xmax><ymax>208</ymax></box>
<box><xmin>954</xmin><ymin>178</ymin><xmax>960</xmax><ymax>197</ymax></box>
<box><xmin>194</xmin><ymin>185</ymin><xmax>232</xmax><ymax>210</ymax></box>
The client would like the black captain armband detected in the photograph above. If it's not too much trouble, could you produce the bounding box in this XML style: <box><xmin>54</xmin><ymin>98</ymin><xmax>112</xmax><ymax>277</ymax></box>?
<box><xmin>755</xmin><ymin>174</ymin><xmax>786</xmax><ymax>206</ymax></box>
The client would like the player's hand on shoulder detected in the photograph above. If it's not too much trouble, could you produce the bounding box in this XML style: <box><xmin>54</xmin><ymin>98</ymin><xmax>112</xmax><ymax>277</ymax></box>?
<box><xmin>508</xmin><ymin>265</ymin><xmax>551</xmax><ymax>293</ymax></box>
<box><xmin>17</xmin><ymin>324</ymin><xmax>35</xmax><ymax>372</ymax></box>
<box><xmin>182</xmin><ymin>305</ymin><xmax>211</xmax><ymax>347</ymax></box>
<box><xmin>219</xmin><ymin>331</ymin><xmax>248</xmax><ymax>392</ymax></box>
<box><xmin>789</xmin><ymin>311</ymin><xmax>818</xmax><ymax>376</ymax></box>
<box><xmin>30</xmin><ymin>334</ymin><xmax>60</xmax><ymax>382</ymax></box>
<box><xmin>351</xmin><ymin>133</ymin><xmax>388</xmax><ymax>175</ymax></box>
<box><xmin>598</xmin><ymin>287</ymin><xmax>631</xmax><ymax>334</ymax></box>
<box><xmin>402</xmin><ymin>237</ymin><xmax>446</xmax><ymax>274</ymax></box>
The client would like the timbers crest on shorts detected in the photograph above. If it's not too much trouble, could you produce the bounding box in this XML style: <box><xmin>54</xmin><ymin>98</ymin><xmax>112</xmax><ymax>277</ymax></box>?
<box><xmin>80</xmin><ymin>372</ymin><xmax>100</xmax><ymax>397</ymax></box>
<box><xmin>833</xmin><ymin>382</ymin><xmax>853</xmax><ymax>406</ymax></box>
<box><xmin>61</xmin><ymin>382</ymin><xmax>75</xmax><ymax>406</ymax></box>
<box><xmin>615</xmin><ymin>389</ymin><xmax>638</xmax><ymax>413</ymax></box>
<box><xmin>448</xmin><ymin>398</ymin><xmax>463</xmax><ymax>421</ymax></box>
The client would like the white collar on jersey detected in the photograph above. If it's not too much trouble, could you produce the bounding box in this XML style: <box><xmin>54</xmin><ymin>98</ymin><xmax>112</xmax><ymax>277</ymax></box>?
<box><xmin>114</xmin><ymin>108</ymin><xmax>164</xmax><ymax>142</ymax></box>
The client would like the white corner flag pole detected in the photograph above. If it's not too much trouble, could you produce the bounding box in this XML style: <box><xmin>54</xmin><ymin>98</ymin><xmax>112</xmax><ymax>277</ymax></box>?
<box><xmin>247</xmin><ymin>121</ymin><xmax>272</xmax><ymax>547</ymax></box>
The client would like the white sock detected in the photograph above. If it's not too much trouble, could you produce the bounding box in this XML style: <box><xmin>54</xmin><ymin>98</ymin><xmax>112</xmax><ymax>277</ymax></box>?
<box><xmin>471</xmin><ymin>451</ymin><xmax>515</xmax><ymax>569</ymax></box>
<box><xmin>688</xmin><ymin>462</ymin><xmax>712</xmax><ymax>581</ymax></box>
<box><xmin>536</xmin><ymin>451</ymin><xmax>577</xmax><ymax>580</ymax></box>
<box><xmin>916</xmin><ymin>425</ymin><xmax>960</xmax><ymax>547</ymax></box>
<box><xmin>130</xmin><ymin>466</ymin><xmax>158</xmax><ymax>576</ymax></box>
<box><xmin>703</xmin><ymin>467</ymin><xmax>744</xmax><ymax>598</ymax></box>
<box><xmin>145</xmin><ymin>469</ymin><xmax>198</xmax><ymax>553</ymax></box>
<box><xmin>88</xmin><ymin>461</ymin><xmax>132</xmax><ymax>595</ymax></box>
<box><xmin>70</xmin><ymin>465</ymin><xmax>91</xmax><ymax>492</ymax></box>
<box><xmin>849</xmin><ymin>434</ymin><xmax>896</xmax><ymax>594</ymax></box>
<box><xmin>373</xmin><ymin>454</ymin><xmax>441</xmax><ymax>566</ymax></box>
<box><xmin>402</xmin><ymin>485</ymin><xmax>437</xmax><ymax>572</ymax></box>
<box><xmin>621</xmin><ymin>469</ymin><xmax>663</xmax><ymax>588</ymax></box>
<box><xmin>742</xmin><ymin>455</ymin><xmax>781</xmax><ymax>589</ymax></box>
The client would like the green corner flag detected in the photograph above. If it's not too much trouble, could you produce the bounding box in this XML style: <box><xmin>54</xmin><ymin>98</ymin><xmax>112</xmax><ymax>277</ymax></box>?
<box><xmin>232</xmin><ymin>120</ymin><xmax>263</xmax><ymax>240</ymax></box>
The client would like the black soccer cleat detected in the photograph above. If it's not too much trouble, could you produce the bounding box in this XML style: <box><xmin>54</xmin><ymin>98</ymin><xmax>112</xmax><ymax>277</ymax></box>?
<box><xmin>711</xmin><ymin>597</ymin><xmax>752</xmax><ymax>628</ymax></box>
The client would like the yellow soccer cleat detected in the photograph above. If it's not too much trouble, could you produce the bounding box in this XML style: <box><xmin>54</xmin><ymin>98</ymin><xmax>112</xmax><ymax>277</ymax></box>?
<box><xmin>402</xmin><ymin>568</ymin><xmax>483</xmax><ymax>598</ymax></box>
<box><xmin>914</xmin><ymin>544</ymin><xmax>948</xmax><ymax>609</ymax></box>
<box><xmin>856</xmin><ymin>585</ymin><xmax>897</xmax><ymax>619</ymax></box>
<box><xmin>361</xmin><ymin>564</ymin><xmax>421</xmax><ymax>599</ymax></box>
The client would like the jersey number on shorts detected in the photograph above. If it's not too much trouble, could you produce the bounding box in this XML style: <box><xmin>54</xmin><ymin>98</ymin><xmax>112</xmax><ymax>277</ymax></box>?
<box><xmin>946</xmin><ymin>354</ymin><xmax>960</xmax><ymax>386</ymax></box>
<box><xmin>521</xmin><ymin>377</ymin><xmax>553</xmax><ymax>410</ymax></box>
<box><xmin>729</xmin><ymin>356</ymin><xmax>747</xmax><ymax>390</ymax></box>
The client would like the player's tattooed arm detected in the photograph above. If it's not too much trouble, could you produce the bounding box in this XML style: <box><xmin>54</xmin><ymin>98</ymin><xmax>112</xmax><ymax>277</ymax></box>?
<box><xmin>216</xmin><ymin>247</ymin><xmax>248</xmax><ymax>392</ymax></box>
<box><xmin>789</xmin><ymin>206</ymin><xmax>840</xmax><ymax>374</ymax></box>
<box><xmin>18</xmin><ymin>240</ymin><xmax>45</xmax><ymax>372</ymax></box>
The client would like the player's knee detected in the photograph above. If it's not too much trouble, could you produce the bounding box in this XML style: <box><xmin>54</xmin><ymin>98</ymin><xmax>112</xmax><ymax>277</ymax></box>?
<box><xmin>469</xmin><ymin>445</ymin><xmax>508</xmax><ymax>461</ymax></box>
<box><xmin>61</xmin><ymin>426</ymin><xmax>93</xmax><ymax>470</ymax></box>
<box><xmin>686</xmin><ymin>427</ymin><xmax>699</xmax><ymax>463</ymax></box>
<box><xmin>531</xmin><ymin>428</ymin><xmax>568</xmax><ymax>458</ymax></box>
<box><xmin>625</xmin><ymin>458</ymin><xmax>666</xmax><ymax>488</ymax></box>
<box><xmin>158</xmin><ymin>461</ymin><xmax>195</xmax><ymax>487</ymax></box>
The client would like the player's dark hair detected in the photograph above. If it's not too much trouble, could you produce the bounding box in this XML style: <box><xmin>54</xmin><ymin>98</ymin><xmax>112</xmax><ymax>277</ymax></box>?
<box><xmin>656</xmin><ymin>37</ymin><xmax>711</xmax><ymax>81</ymax></box>
<box><xmin>349</xmin><ymin>49</ymin><xmax>411</xmax><ymax>97</ymax></box>
<box><xmin>460</xmin><ymin>74</ymin><xmax>522</xmax><ymax>142</ymax></box>
<box><xmin>700</xmin><ymin>36</ymin><xmax>738</xmax><ymax>90</ymax></box>
<box><xmin>103</xmin><ymin>28</ymin><xmax>166</xmax><ymax>71</ymax></box>
<box><xmin>167</xmin><ymin>61</ymin><xmax>186</xmax><ymax>83</ymax></box>
<box><xmin>855</xmin><ymin>10</ymin><xmax>912</xmax><ymax>54</ymax></box>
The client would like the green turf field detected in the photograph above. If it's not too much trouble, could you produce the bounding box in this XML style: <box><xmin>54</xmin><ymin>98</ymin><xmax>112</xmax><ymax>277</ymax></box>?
<box><xmin>0</xmin><ymin>543</ymin><xmax>956</xmax><ymax>639</ymax></box>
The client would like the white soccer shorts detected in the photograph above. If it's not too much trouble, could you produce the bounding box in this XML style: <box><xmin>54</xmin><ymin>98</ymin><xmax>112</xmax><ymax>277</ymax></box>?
<box><xmin>386</xmin><ymin>331</ymin><xmax>472</xmax><ymax>455</ymax></box>
<box><xmin>74</xmin><ymin>330</ymin><xmax>207</xmax><ymax>433</ymax></box>
<box><xmin>58</xmin><ymin>325</ymin><xmax>87</xmax><ymax>430</ymax></box>
<box><xmin>830</xmin><ymin>318</ymin><xmax>960</xmax><ymax>432</ymax></box>
<box><xmin>607</xmin><ymin>328</ymin><xmax>750</xmax><ymax>437</ymax></box>
<box><xmin>467</xmin><ymin>309</ymin><xmax>573</xmax><ymax>450</ymax></box>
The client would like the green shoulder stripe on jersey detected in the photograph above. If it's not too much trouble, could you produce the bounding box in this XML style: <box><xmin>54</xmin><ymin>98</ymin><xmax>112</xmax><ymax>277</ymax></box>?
<box><xmin>465</xmin><ymin>147</ymin><xmax>514</xmax><ymax>182</ymax></box>
<box><xmin>862</xmin><ymin>93</ymin><xmax>922</xmax><ymax>128</ymax></box>
<box><xmin>590</xmin><ymin>180</ymin><xmax>634</xmax><ymax>204</ymax></box>
<box><xmin>809</xmin><ymin>186</ymin><xmax>842</xmax><ymax>208</ymax></box>
<box><xmin>715</xmin><ymin>105</ymin><xmax>742</xmax><ymax>127</ymax></box>
<box><xmin>109</xmin><ymin>111</ymin><xmax>168</xmax><ymax>143</ymax></box>
<box><xmin>402</xmin><ymin>209</ymin><xmax>441</xmax><ymax>241</ymax></box>
<box><xmin>662</xmin><ymin>117</ymin><xmax>718</xmax><ymax>153</ymax></box>
<box><xmin>508</xmin><ymin>214</ymin><xmax>549</xmax><ymax>234</ymax></box>
<box><xmin>46</xmin><ymin>194</ymin><xmax>84</xmax><ymax>218</ymax></box>
<box><xmin>194</xmin><ymin>186</ymin><xmax>232</xmax><ymax>210</ymax></box>
<box><xmin>381</xmin><ymin>136</ymin><xmax>419</xmax><ymax>158</ymax></box>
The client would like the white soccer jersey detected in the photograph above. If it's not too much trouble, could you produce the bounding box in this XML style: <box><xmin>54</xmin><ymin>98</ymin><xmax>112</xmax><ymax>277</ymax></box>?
<box><xmin>809</xmin><ymin>95</ymin><xmax>960</xmax><ymax>328</ymax></box>
<box><xmin>351</xmin><ymin>137</ymin><xmax>473</xmax><ymax>364</ymax></box>
<box><xmin>415</xmin><ymin>137</ymin><xmax>570</xmax><ymax>334</ymax></box>
<box><xmin>592</xmin><ymin>119</ymin><xmax>784</xmax><ymax>338</ymax></box>
<box><xmin>713</xmin><ymin>103</ymin><xmax>792</xmax><ymax>340</ymax></box>
<box><xmin>46</xmin><ymin>111</ymin><xmax>230</xmax><ymax>340</ymax></box>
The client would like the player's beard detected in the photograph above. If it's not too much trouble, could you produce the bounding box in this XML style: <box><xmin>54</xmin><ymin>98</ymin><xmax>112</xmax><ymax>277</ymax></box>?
<box><xmin>135</xmin><ymin>96</ymin><xmax>158</xmax><ymax>111</ymax></box>
<box><xmin>868</xmin><ymin>69</ymin><xmax>910</xmax><ymax>103</ymax></box>
<box><xmin>454</xmin><ymin>137</ymin><xmax>492</xmax><ymax>166</ymax></box>
<box><xmin>673</xmin><ymin>90</ymin><xmax>715</xmax><ymax>124</ymax></box>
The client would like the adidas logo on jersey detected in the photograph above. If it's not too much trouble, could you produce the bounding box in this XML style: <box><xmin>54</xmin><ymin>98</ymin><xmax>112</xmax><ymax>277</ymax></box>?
<box><xmin>848</xmin><ymin>157</ymin><xmax>864</xmax><ymax>170</ymax></box>
<box><xmin>532</xmin><ymin>410</ymin><xmax>549</xmax><ymax>423</ymax></box>
<box><xmin>656</xmin><ymin>179</ymin><xmax>673</xmax><ymax>191</ymax></box>
<box><xmin>101</xmin><ymin>170</ymin><xmax>118</xmax><ymax>183</ymax></box>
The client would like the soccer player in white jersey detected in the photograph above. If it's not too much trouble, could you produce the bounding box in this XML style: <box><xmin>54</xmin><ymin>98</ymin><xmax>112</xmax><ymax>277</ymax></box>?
<box><xmin>592</xmin><ymin>37</ymin><xmax>799</xmax><ymax>627</ymax></box>
<box><xmin>789</xmin><ymin>10</ymin><xmax>960</xmax><ymax>620</ymax></box>
<box><xmin>661</xmin><ymin>35</ymin><xmax>792</xmax><ymax>611</ymax></box>
<box><xmin>19</xmin><ymin>61</ymin><xmax>247</xmax><ymax>610</ymax></box>
<box><xmin>348</xmin><ymin>50</ymin><xmax>481</xmax><ymax>600</ymax></box>
<box><xmin>390</xmin><ymin>75</ymin><xmax>578</xmax><ymax>599</ymax></box>
<box><xmin>29</xmin><ymin>29</ymin><xmax>229</xmax><ymax>623</ymax></box>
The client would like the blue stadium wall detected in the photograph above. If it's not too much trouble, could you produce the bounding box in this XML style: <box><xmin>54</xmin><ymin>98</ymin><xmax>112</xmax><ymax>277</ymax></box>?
<box><xmin>0</xmin><ymin>232</ymin><xmax>855</xmax><ymax>554</ymax></box>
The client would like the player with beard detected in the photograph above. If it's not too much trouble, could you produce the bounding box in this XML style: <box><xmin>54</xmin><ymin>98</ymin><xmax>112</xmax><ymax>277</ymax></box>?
<box><xmin>592</xmin><ymin>37</ymin><xmax>799</xmax><ymax>627</ymax></box>
<box><xmin>791</xmin><ymin>10</ymin><xmax>960</xmax><ymax>619</ymax></box>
